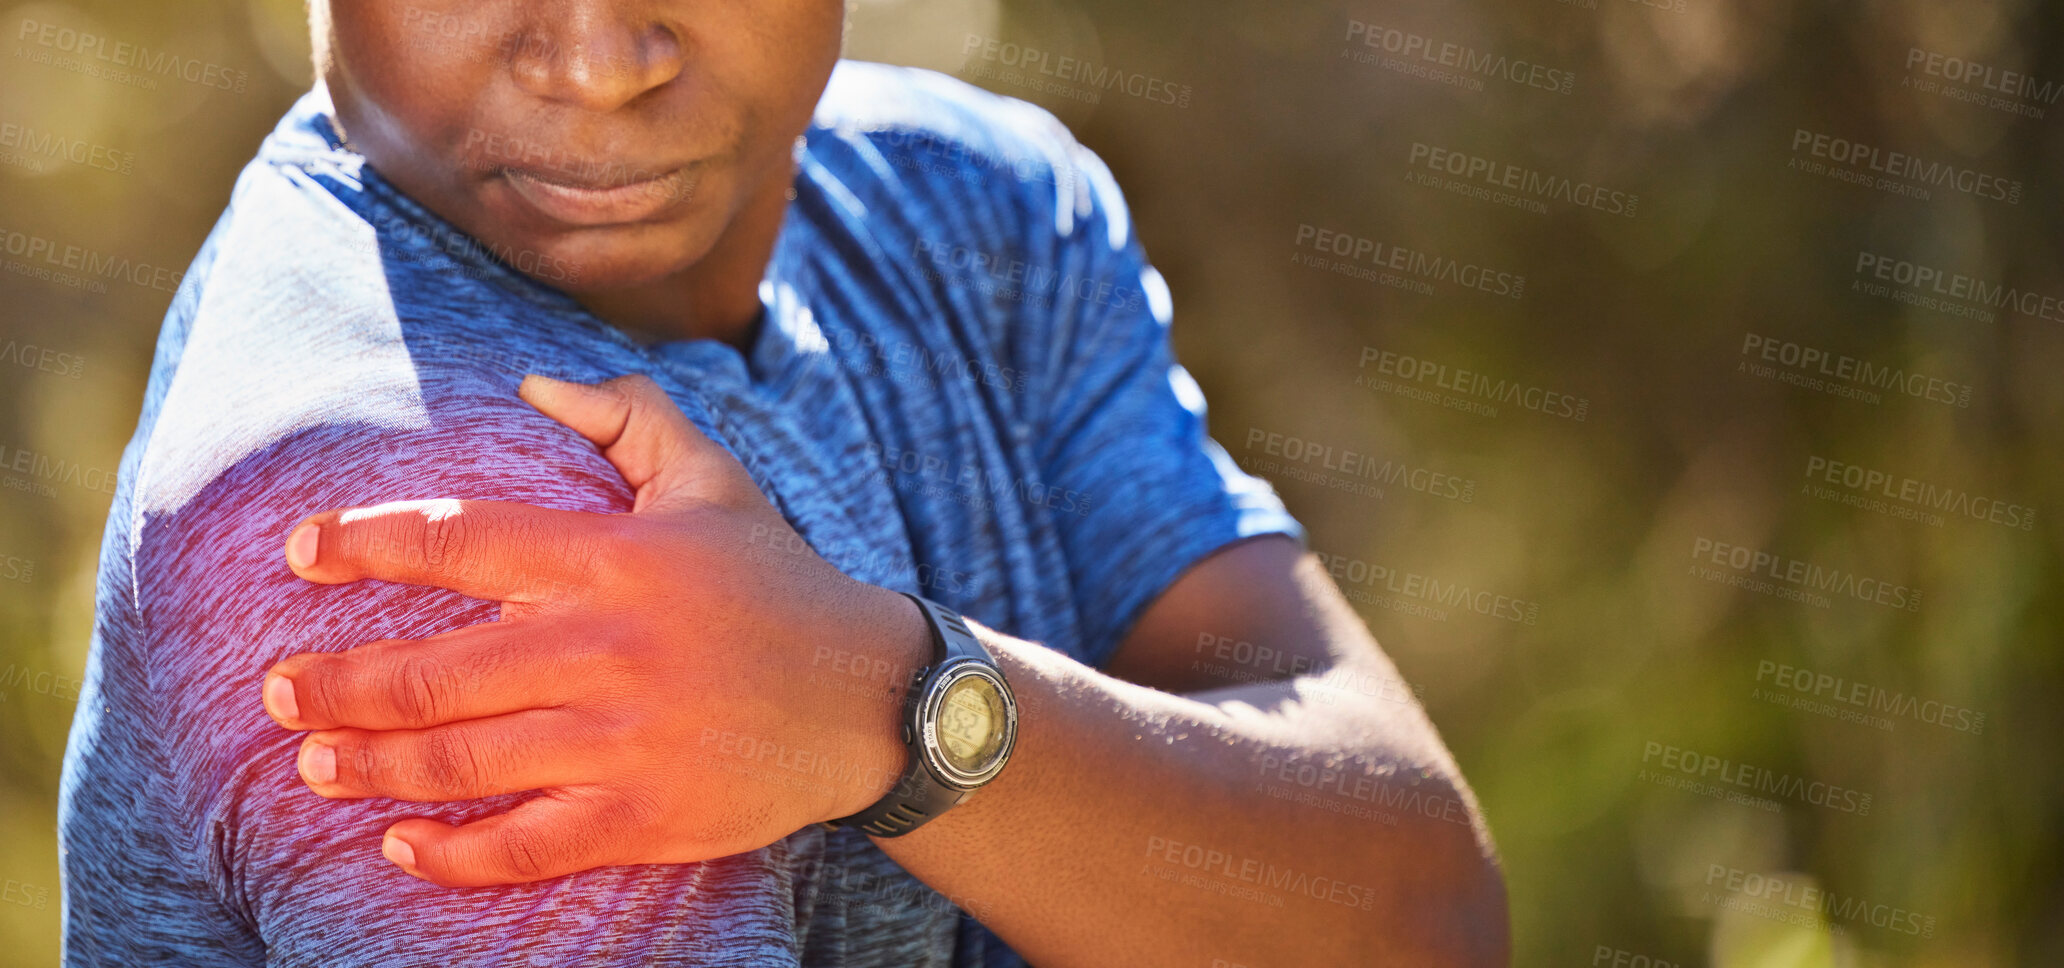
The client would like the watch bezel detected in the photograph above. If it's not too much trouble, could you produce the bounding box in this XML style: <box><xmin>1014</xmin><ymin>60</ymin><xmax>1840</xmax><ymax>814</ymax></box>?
<box><xmin>917</xmin><ymin>656</ymin><xmax>1018</xmax><ymax>789</ymax></box>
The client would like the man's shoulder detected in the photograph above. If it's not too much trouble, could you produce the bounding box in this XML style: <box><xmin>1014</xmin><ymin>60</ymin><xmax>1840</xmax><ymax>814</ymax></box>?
<box><xmin>118</xmin><ymin>258</ymin><xmax>630</xmax><ymax>787</ymax></box>
<box><xmin>131</xmin><ymin>130</ymin><xmax>621</xmax><ymax>525</ymax></box>
<box><xmin>816</xmin><ymin>61</ymin><xmax>1077</xmax><ymax>166</ymax></box>
<box><xmin>810</xmin><ymin>61</ymin><xmax>1114</xmax><ymax>239</ymax></box>
<box><xmin>138</xmin><ymin>229</ymin><xmax>443</xmax><ymax>516</ymax></box>
<box><xmin>801</xmin><ymin>62</ymin><xmax>1147</xmax><ymax>379</ymax></box>
<box><xmin>101</xmin><ymin>181</ymin><xmax>630</xmax><ymax>854</ymax></box>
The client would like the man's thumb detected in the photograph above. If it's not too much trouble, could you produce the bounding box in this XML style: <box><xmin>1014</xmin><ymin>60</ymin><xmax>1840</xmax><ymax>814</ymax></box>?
<box><xmin>518</xmin><ymin>374</ymin><xmax>739</xmax><ymax>511</ymax></box>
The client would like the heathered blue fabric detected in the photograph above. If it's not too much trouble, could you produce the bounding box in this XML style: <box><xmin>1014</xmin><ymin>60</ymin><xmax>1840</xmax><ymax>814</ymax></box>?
<box><xmin>59</xmin><ymin>60</ymin><xmax>1301</xmax><ymax>967</ymax></box>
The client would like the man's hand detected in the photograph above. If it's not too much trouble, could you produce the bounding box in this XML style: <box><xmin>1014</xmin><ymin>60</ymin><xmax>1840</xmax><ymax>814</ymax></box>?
<box><xmin>261</xmin><ymin>375</ymin><xmax>927</xmax><ymax>887</ymax></box>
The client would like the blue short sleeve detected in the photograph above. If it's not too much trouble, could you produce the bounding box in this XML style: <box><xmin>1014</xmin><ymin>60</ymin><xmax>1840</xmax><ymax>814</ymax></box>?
<box><xmin>1027</xmin><ymin>145</ymin><xmax>1304</xmax><ymax>669</ymax></box>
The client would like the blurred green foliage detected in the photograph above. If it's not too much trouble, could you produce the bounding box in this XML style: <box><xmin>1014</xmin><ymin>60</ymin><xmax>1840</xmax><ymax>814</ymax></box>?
<box><xmin>2</xmin><ymin>0</ymin><xmax>2060</xmax><ymax>964</ymax></box>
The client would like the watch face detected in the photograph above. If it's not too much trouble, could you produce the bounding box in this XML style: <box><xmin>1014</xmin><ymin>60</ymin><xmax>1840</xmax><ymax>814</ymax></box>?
<box><xmin>935</xmin><ymin>674</ymin><xmax>1008</xmax><ymax>774</ymax></box>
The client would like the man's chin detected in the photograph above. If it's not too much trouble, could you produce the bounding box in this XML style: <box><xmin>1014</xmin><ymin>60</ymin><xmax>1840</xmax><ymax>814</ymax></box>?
<box><xmin>502</xmin><ymin>229</ymin><xmax>714</xmax><ymax>295</ymax></box>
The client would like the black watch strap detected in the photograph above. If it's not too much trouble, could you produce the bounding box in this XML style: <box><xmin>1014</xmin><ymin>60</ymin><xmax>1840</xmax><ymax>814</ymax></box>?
<box><xmin>831</xmin><ymin>594</ymin><xmax>991</xmax><ymax>838</ymax></box>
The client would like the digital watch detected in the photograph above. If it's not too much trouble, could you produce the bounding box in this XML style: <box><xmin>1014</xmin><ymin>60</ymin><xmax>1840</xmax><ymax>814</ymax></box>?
<box><xmin>830</xmin><ymin>593</ymin><xmax>1018</xmax><ymax>837</ymax></box>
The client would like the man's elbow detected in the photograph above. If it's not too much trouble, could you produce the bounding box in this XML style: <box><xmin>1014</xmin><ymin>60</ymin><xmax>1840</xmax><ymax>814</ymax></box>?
<box><xmin>1406</xmin><ymin>786</ymin><xmax>1510</xmax><ymax>968</ymax></box>
<box><xmin>1445</xmin><ymin>822</ymin><xmax>1511</xmax><ymax>968</ymax></box>
<box><xmin>1338</xmin><ymin>776</ymin><xmax>1508</xmax><ymax>968</ymax></box>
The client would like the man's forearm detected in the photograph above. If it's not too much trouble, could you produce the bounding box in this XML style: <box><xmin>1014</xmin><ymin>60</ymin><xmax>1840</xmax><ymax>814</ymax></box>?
<box><xmin>874</xmin><ymin>630</ymin><xmax>1510</xmax><ymax>968</ymax></box>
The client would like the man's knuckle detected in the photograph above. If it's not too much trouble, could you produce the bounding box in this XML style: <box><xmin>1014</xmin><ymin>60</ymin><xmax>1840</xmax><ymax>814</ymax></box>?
<box><xmin>483</xmin><ymin>512</ymin><xmax>575</xmax><ymax>597</ymax></box>
<box><xmin>420</xmin><ymin>508</ymin><xmax>467</xmax><ymax>568</ymax></box>
<box><xmin>524</xmin><ymin>516</ymin><xmax>570</xmax><ymax>572</ymax></box>
<box><xmin>608</xmin><ymin>789</ymin><xmax>665</xmax><ymax>831</ymax></box>
<box><xmin>335</xmin><ymin>737</ymin><xmax>376</xmax><ymax>783</ymax></box>
<box><xmin>496</xmin><ymin>827</ymin><xmax>552</xmax><ymax>879</ymax></box>
<box><xmin>298</xmin><ymin>665</ymin><xmax>343</xmax><ymax>721</ymax></box>
<box><xmin>582</xmin><ymin>708</ymin><xmax>643</xmax><ymax>753</ymax></box>
<box><xmin>610</xmin><ymin>375</ymin><xmax>650</xmax><ymax>404</ymax></box>
<box><xmin>420</xmin><ymin>730</ymin><xmax>481</xmax><ymax>791</ymax></box>
<box><xmin>591</xmin><ymin>629</ymin><xmax>655</xmax><ymax>681</ymax></box>
<box><xmin>388</xmin><ymin>657</ymin><xmax>447</xmax><ymax>724</ymax></box>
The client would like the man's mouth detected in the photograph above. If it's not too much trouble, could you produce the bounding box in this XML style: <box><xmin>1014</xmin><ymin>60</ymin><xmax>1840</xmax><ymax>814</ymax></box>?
<box><xmin>500</xmin><ymin>163</ymin><xmax>699</xmax><ymax>227</ymax></box>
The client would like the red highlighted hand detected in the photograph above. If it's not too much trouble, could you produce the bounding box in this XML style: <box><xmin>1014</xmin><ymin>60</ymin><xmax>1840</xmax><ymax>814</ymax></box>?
<box><xmin>262</xmin><ymin>375</ymin><xmax>925</xmax><ymax>887</ymax></box>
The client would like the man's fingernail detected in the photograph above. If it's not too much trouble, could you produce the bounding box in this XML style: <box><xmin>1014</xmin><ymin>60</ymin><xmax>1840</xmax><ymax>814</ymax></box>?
<box><xmin>263</xmin><ymin>673</ymin><xmax>300</xmax><ymax>724</ymax></box>
<box><xmin>285</xmin><ymin>524</ymin><xmax>320</xmax><ymax>571</ymax></box>
<box><xmin>300</xmin><ymin>742</ymin><xmax>336</xmax><ymax>785</ymax></box>
<box><xmin>383</xmin><ymin>834</ymin><xmax>417</xmax><ymax>871</ymax></box>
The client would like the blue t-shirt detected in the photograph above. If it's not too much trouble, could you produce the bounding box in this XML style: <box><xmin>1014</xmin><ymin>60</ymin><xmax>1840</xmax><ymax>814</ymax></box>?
<box><xmin>59</xmin><ymin>61</ymin><xmax>1300</xmax><ymax>967</ymax></box>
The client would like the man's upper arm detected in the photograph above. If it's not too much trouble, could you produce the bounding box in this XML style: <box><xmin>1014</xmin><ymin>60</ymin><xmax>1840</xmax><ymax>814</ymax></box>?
<box><xmin>135</xmin><ymin>398</ymin><xmax>813</xmax><ymax>966</ymax></box>
<box><xmin>1103</xmin><ymin>536</ymin><xmax>1332</xmax><ymax>691</ymax></box>
<box><xmin>1014</xmin><ymin>138</ymin><xmax>1305</xmax><ymax>672</ymax></box>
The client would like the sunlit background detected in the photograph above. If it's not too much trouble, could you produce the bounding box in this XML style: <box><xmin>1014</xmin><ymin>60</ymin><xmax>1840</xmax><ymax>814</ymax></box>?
<box><xmin>4</xmin><ymin>0</ymin><xmax>2061</xmax><ymax>964</ymax></box>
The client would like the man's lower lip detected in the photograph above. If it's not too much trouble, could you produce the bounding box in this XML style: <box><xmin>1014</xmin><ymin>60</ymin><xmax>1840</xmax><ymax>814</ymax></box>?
<box><xmin>501</xmin><ymin>168</ymin><xmax>692</xmax><ymax>226</ymax></box>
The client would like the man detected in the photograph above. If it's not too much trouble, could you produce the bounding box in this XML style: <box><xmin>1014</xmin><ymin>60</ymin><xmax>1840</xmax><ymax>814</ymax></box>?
<box><xmin>60</xmin><ymin>2</ymin><xmax>1507</xmax><ymax>965</ymax></box>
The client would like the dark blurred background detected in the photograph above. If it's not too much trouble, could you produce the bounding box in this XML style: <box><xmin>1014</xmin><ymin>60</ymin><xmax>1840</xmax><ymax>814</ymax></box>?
<box><xmin>3</xmin><ymin>0</ymin><xmax>2061</xmax><ymax>964</ymax></box>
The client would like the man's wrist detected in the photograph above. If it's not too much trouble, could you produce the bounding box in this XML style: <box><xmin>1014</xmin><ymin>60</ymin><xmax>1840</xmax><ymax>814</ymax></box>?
<box><xmin>821</xmin><ymin>582</ymin><xmax>931</xmax><ymax>823</ymax></box>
